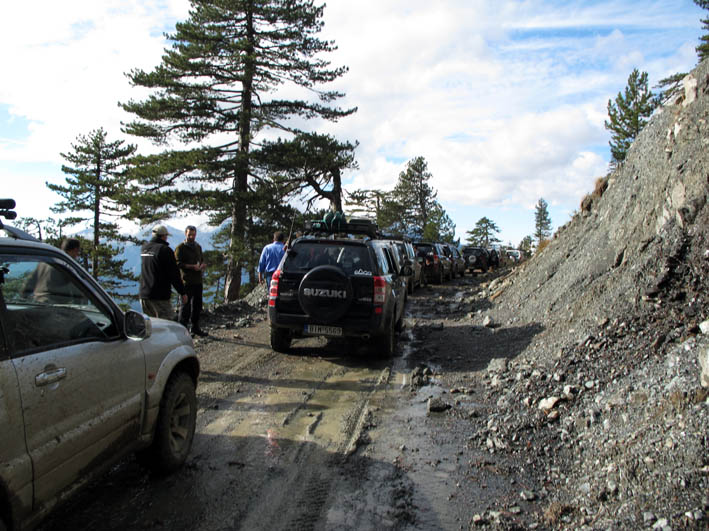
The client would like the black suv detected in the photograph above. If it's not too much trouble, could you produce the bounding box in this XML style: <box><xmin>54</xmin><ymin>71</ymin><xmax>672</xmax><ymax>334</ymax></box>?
<box><xmin>267</xmin><ymin>218</ymin><xmax>410</xmax><ymax>356</ymax></box>
<box><xmin>462</xmin><ymin>246</ymin><xmax>489</xmax><ymax>274</ymax></box>
<box><xmin>414</xmin><ymin>242</ymin><xmax>451</xmax><ymax>284</ymax></box>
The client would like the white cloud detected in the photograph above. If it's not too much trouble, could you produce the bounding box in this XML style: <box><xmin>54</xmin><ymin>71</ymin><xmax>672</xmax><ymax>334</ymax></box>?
<box><xmin>0</xmin><ymin>0</ymin><xmax>704</xmax><ymax>246</ymax></box>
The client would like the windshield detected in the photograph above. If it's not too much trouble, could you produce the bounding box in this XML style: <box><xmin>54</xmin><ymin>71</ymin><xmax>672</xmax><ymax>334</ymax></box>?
<box><xmin>283</xmin><ymin>242</ymin><xmax>372</xmax><ymax>274</ymax></box>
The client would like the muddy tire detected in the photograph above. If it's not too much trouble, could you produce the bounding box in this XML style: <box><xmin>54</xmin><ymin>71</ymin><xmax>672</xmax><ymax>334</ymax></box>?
<box><xmin>148</xmin><ymin>372</ymin><xmax>197</xmax><ymax>474</ymax></box>
<box><xmin>374</xmin><ymin>316</ymin><xmax>396</xmax><ymax>356</ymax></box>
<box><xmin>407</xmin><ymin>278</ymin><xmax>414</xmax><ymax>295</ymax></box>
<box><xmin>270</xmin><ymin>326</ymin><xmax>292</xmax><ymax>353</ymax></box>
<box><xmin>437</xmin><ymin>268</ymin><xmax>444</xmax><ymax>284</ymax></box>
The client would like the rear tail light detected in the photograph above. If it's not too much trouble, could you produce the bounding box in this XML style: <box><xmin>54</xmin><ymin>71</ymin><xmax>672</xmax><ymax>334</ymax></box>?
<box><xmin>268</xmin><ymin>270</ymin><xmax>281</xmax><ymax>307</ymax></box>
<box><xmin>433</xmin><ymin>254</ymin><xmax>439</xmax><ymax>264</ymax></box>
<box><xmin>373</xmin><ymin>276</ymin><xmax>386</xmax><ymax>314</ymax></box>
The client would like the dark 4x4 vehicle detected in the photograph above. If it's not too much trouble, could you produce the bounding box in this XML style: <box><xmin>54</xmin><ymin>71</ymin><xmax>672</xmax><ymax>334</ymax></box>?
<box><xmin>414</xmin><ymin>242</ymin><xmax>451</xmax><ymax>284</ymax></box>
<box><xmin>462</xmin><ymin>246</ymin><xmax>489</xmax><ymax>274</ymax></box>
<box><xmin>442</xmin><ymin>243</ymin><xmax>466</xmax><ymax>278</ymax></box>
<box><xmin>268</xmin><ymin>218</ymin><xmax>410</xmax><ymax>356</ymax></box>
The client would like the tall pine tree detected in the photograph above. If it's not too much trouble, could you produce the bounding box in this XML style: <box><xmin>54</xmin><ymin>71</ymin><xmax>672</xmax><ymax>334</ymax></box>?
<box><xmin>465</xmin><ymin>217</ymin><xmax>501</xmax><ymax>247</ymax></box>
<box><xmin>381</xmin><ymin>156</ymin><xmax>437</xmax><ymax>238</ymax></box>
<box><xmin>604</xmin><ymin>68</ymin><xmax>657</xmax><ymax>168</ymax></box>
<box><xmin>121</xmin><ymin>0</ymin><xmax>355</xmax><ymax>302</ymax></box>
<box><xmin>46</xmin><ymin>128</ymin><xmax>137</xmax><ymax>295</ymax></box>
<box><xmin>534</xmin><ymin>198</ymin><xmax>552</xmax><ymax>245</ymax></box>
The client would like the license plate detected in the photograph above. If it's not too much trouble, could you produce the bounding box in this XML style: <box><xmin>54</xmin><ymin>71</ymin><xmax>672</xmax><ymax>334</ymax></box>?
<box><xmin>305</xmin><ymin>325</ymin><xmax>343</xmax><ymax>337</ymax></box>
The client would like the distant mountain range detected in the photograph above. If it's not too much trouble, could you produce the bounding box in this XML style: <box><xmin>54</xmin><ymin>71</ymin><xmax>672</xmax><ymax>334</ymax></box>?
<box><xmin>74</xmin><ymin>223</ymin><xmax>248</xmax><ymax>309</ymax></box>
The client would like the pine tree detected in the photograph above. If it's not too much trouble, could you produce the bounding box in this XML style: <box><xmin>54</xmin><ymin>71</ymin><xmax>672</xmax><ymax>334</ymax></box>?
<box><xmin>421</xmin><ymin>203</ymin><xmax>456</xmax><ymax>243</ymax></box>
<box><xmin>46</xmin><ymin>128</ymin><xmax>137</xmax><ymax>295</ymax></box>
<box><xmin>256</xmin><ymin>133</ymin><xmax>358</xmax><ymax>212</ymax></box>
<box><xmin>121</xmin><ymin>0</ymin><xmax>355</xmax><ymax>302</ymax></box>
<box><xmin>519</xmin><ymin>235</ymin><xmax>534</xmax><ymax>256</ymax></box>
<box><xmin>696</xmin><ymin>0</ymin><xmax>709</xmax><ymax>61</ymax></box>
<box><xmin>534</xmin><ymin>198</ymin><xmax>552</xmax><ymax>245</ymax></box>
<box><xmin>382</xmin><ymin>157</ymin><xmax>438</xmax><ymax>238</ymax></box>
<box><xmin>345</xmin><ymin>189</ymin><xmax>388</xmax><ymax>222</ymax></box>
<box><xmin>465</xmin><ymin>217</ymin><xmax>501</xmax><ymax>247</ymax></box>
<box><xmin>604</xmin><ymin>69</ymin><xmax>657</xmax><ymax>167</ymax></box>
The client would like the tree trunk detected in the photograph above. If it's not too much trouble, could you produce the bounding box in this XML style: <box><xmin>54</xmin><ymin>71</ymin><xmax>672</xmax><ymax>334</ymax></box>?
<box><xmin>92</xmin><ymin>161</ymin><xmax>101</xmax><ymax>279</ymax></box>
<box><xmin>224</xmin><ymin>4</ymin><xmax>254</xmax><ymax>302</ymax></box>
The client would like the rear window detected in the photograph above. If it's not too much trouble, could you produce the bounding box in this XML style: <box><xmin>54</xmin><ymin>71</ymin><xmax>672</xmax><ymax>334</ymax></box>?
<box><xmin>415</xmin><ymin>243</ymin><xmax>434</xmax><ymax>255</ymax></box>
<box><xmin>283</xmin><ymin>242</ymin><xmax>372</xmax><ymax>275</ymax></box>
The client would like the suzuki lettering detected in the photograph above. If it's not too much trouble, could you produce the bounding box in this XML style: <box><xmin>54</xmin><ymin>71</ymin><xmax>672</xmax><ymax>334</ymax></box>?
<box><xmin>303</xmin><ymin>287</ymin><xmax>347</xmax><ymax>299</ymax></box>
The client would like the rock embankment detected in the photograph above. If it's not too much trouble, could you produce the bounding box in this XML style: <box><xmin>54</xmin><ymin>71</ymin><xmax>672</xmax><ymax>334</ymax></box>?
<box><xmin>470</xmin><ymin>59</ymin><xmax>709</xmax><ymax>529</ymax></box>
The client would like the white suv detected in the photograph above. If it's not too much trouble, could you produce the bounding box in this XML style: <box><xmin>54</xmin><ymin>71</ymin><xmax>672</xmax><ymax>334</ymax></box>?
<box><xmin>0</xmin><ymin>218</ymin><xmax>199</xmax><ymax>531</ymax></box>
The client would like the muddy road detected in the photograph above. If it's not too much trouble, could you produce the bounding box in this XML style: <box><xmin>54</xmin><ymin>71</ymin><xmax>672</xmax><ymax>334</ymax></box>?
<box><xmin>41</xmin><ymin>272</ymin><xmax>543</xmax><ymax>530</ymax></box>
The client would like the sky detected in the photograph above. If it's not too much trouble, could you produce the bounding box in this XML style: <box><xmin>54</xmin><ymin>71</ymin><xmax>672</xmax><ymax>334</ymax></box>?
<box><xmin>0</xmin><ymin>0</ymin><xmax>705</xmax><ymax>246</ymax></box>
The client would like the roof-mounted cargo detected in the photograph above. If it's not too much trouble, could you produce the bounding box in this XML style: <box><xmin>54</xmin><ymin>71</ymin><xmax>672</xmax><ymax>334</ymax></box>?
<box><xmin>304</xmin><ymin>212</ymin><xmax>379</xmax><ymax>239</ymax></box>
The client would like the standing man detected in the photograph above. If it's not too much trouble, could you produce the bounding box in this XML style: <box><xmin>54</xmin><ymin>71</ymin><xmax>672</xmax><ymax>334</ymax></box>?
<box><xmin>258</xmin><ymin>231</ymin><xmax>286</xmax><ymax>286</ymax></box>
<box><xmin>175</xmin><ymin>225</ymin><xmax>208</xmax><ymax>337</ymax></box>
<box><xmin>140</xmin><ymin>225</ymin><xmax>187</xmax><ymax>320</ymax></box>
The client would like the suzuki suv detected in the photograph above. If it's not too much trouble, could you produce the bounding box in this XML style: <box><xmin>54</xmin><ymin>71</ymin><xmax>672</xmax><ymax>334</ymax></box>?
<box><xmin>267</xmin><ymin>218</ymin><xmax>410</xmax><ymax>356</ymax></box>
<box><xmin>0</xmin><ymin>200</ymin><xmax>199</xmax><ymax>531</ymax></box>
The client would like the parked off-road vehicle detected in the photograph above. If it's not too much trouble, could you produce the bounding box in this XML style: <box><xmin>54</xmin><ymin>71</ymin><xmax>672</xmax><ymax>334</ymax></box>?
<box><xmin>267</xmin><ymin>217</ymin><xmax>410</xmax><ymax>356</ymax></box>
<box><xmin>414</xmin><ymin>241</ymin><xmax>451</xmax><ymax>284</ymax></box>
<box><xmin>0</xmin><ymin>200</ymin><xmax>199</xmax><ymax>531</ymax></box>
<box><xmin>442</xmin><ymin>243</ymin><xmax>466</xmax><ymax>278</ymax></box>
<box><xmin>462</xmin><ymin>246</ymin><xmax>489</xmax><ymax>274</ymax></box>
<box><xmin>381</xmin><ymin>237</ymin><xmax>424</xmax><ymax>294</ymax></box>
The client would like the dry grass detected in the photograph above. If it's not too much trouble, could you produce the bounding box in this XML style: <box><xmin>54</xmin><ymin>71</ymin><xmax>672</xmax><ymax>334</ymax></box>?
<box><xmin>580</xmin><ymin>176</ymin><xmax>610</xmax><ymax>213</ymax></box>
<box><xmin>543</xmin><ymin>502</ymin><xmax>574</xmax><ymax>526</ymax></box>
<box><xmin>536</xmin><ymin>239</ymin><xmax>551</xmax><ymax>254</ymax></box>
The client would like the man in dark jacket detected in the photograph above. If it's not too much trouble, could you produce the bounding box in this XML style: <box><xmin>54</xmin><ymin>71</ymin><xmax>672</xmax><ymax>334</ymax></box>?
<box><xmin>175</xmin><ymin>225</ymin><xmax>208</xmax><ymax>336</ymax></box>
<box><xmin>140</xmin><ymin>225</ymin><xmax>186</xmax><ymax>319</ymax></box>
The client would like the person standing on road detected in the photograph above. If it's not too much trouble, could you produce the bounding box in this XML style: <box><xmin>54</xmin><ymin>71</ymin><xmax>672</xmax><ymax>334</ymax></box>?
<box><xmin>175</xmin><ymin>225</ymin><xmax>208</xmax><ymax>337</ymax></box>
<box><xmin>140</xmin><ymin>225</ymin><xmax>187</xmax><ymax>320</ymax></box>
<box><xmin>258</xmin><ymin>231</ymin><xmax>286</xmax><ymax>286</ymax></box>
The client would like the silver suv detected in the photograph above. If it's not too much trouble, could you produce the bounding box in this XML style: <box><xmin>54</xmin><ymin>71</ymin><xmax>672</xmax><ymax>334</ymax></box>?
<box><xmin>0</xmin><ymin>210</ymin><xmax>199</xmax><ymax>531</ymax></box>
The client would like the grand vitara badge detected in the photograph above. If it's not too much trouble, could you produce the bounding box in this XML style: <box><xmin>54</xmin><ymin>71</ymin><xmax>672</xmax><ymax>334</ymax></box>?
<box><xmin>303</xmin><ymin>287</ymin><xmax>347</xmax><ymax>299</ymax></box>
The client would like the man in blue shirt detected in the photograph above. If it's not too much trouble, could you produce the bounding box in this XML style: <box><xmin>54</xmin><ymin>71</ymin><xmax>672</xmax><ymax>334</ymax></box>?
<box><xmin>258</xmin><ymin>231</ymin><xmax>286</xmax><ymax>285</ymax></box>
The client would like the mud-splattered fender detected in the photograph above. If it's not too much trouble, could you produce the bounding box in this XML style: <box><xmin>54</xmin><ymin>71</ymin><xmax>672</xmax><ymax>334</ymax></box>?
<box><xmin>137</xmin><ymin>320</ymin><xmax>199</xmax><ymax>440</ymax></box>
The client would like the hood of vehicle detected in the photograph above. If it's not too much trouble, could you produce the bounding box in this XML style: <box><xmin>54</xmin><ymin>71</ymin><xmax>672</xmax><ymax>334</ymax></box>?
<box><xmin>146</xmin><ymin>317</ymin><xmax>194</xmax><ymax>349</ymax></box>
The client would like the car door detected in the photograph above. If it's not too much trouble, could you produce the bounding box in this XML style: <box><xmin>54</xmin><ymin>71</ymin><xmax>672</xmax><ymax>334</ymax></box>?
<box><xmin>0</xmin><ymin>309</ymin><xmax>34</xmax><ymax>525</ymax></box>
<box><xmin>1</xmin><ymin>253</ymin><xmax>145</xmax><ymax>508</ymax></box>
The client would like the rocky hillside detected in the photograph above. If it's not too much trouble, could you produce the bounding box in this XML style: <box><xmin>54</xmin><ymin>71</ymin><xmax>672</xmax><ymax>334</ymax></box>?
<box><xmin>472</xmin><ymin>59</ymin><xmax>709</xmax><ymax>529</ymax></box>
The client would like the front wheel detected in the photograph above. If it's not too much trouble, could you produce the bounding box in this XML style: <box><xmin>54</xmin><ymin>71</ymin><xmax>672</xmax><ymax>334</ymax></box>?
<box><xmin>148</xmin><ymin>372</ymin><xmax>196</xmax><ymax>474</ymax></box>
<box><xmin>437</xmin><ymin>268</ymin><xmax>444</xmax><ymax>284</ymax></box>
<box><xmin>270</xmin><ymin>326</ymin><xmax>292</xmax><ymax>353</ymax></box>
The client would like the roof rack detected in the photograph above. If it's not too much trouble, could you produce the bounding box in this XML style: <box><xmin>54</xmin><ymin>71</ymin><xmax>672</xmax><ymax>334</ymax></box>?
<box><xmin>304</xmin><ymin>212</ymin><xmax>379</xmax><ymax>239</ymax></box>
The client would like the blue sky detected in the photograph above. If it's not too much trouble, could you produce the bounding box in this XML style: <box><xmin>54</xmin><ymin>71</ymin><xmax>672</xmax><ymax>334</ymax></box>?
<box><xmin>0</xmin><ymin>0</ymin><xmax>705</xmax><ymax>246</ymax></box>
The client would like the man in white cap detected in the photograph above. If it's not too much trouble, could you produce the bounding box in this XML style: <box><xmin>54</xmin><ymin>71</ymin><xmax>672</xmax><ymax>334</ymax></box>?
<box><xmin>139</xmin><ymin>225</ymin><xmax>187</xmax><ymax>319</ymax></box>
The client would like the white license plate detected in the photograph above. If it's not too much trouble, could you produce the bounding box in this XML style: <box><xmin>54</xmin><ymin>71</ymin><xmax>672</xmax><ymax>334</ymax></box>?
<box><xmin>305</xmin><ymin>325</ymin><xmax>343</xmax><ymax>337</ymax></box>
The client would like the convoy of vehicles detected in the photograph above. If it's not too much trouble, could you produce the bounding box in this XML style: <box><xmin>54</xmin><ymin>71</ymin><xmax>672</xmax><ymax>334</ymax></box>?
<box><xmin>0</xmin><ymin>199</ymin><xmax>512</xmax><ymax>529</ymax></box>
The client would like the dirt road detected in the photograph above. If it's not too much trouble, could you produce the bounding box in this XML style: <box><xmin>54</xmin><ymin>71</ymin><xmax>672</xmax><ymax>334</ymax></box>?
<box><xmin>41</xmin><ymin>272</ymin><xmax>540</xmax><ymax>530</ymax></box>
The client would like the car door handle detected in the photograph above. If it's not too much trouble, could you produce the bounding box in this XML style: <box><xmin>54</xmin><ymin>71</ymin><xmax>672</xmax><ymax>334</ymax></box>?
<box><xmin>35</xmin><ymin>368</ymin><xmax>67</xmax><ymax>387</ymax></box>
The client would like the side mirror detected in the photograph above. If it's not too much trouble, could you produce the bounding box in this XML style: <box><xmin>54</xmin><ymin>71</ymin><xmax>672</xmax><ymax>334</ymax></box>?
<box><xmin>401</xmin><ymin>265</ymin><xmax>413</xmax><ymax>277</ymax></box>
<box><xmin>125</xmin><ymin>310</ymin><xmax>152</xmax><ymax>340</ymax></box>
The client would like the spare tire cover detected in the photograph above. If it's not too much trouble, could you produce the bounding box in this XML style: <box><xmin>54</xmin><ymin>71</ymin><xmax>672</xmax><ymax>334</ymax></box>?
<box><xmin>298</xmin><ymin>265</ymin><xmax>353</xmax><ymax>323</ymax></box>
